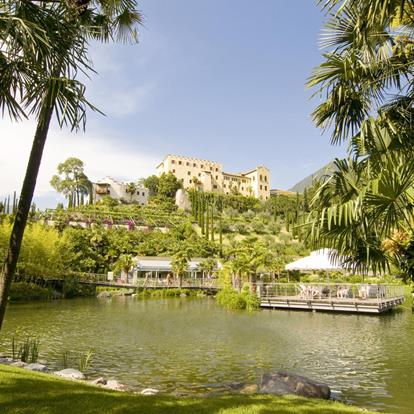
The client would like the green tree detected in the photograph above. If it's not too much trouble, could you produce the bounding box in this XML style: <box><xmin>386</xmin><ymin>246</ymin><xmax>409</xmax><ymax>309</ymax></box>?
<box><xmin>158</xmin><ymin>173</ymin><xmax>183</xmax><ymax>199</ymax></box>
<box><xmin>0</xmin><ymin>0</ymin><xmax>143</xmax><ymax>330</ymax></box>
<box><xmin>143</xmin><ymin>175</ymin><xmax>160</xmax><ymax>197</ymax></box>
<box><xmin>171</xmin><ymin>248</ymin><xmax>191</xmax><ymax>288</ymax></box>
<box><xmin>50</xmin><ymin>158</ymin><xmax>91</xmax><ymax>207</ymax></box>
<box><xmin>125</xmin><ymin>182</ymin><xmax>138</xmax><ymax>203</ymax></box>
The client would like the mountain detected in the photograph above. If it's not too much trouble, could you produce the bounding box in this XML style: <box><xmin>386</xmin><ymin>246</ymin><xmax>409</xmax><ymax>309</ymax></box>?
<box><xmin>289</xmin><ymin>162</ymin><xmax>335</xmax><ymax>193</ymax></box>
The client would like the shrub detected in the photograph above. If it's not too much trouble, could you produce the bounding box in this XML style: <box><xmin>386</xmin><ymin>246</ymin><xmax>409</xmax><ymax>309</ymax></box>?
<box><xmin>216</xmin><ymin>286</ymin><xmax>259</xmax><ymax>311</ymax></box>
<box><xmin>9</xmin><ymin>283</ymin><xmax>52</xmax><ymax>301</ymax></box>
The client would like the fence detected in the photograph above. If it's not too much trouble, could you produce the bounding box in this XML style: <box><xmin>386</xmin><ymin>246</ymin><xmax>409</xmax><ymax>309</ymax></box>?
<box><xmin>258</xmin><ymin>282</ymin><xmax>405</xmax><ymax>302</ymax></box>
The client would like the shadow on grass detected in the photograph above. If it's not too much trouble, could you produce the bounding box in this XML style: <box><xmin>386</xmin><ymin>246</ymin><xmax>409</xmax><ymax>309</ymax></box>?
<box><xmin>0</xmin><ymin>365</ymin><xmax>368</xmax><ymax>414</ymax></box>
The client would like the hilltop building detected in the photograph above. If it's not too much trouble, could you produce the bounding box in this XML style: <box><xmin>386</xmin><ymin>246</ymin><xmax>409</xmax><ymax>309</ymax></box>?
<box><xmin>92</xmin><ymin>177</ymin><xmax>149</xmax><ymax>205</ymax></box>
<box><xmin>156</xmin><ymin>154</ymin><xmax>270</xmax><ymax>200</ymax></box>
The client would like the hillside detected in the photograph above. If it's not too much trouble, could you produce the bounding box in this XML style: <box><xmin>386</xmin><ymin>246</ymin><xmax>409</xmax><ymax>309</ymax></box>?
<box><xmin>289</xmin><ymin>162</ymin><xmax>334</xmax><ymax>193</ymax></box>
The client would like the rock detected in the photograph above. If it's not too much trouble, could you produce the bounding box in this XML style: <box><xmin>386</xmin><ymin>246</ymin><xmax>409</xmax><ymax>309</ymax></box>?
<box><xmin>141</xmin><ymin>388</ymin><xmax>160</xmax><ymax>395</ymax></box>
<box><xmin>0</xmin><ymin>357</ymin><xmax>14</xmax><ymax>365</ymax></box>
<box><xmin>240</xmin><ymin>384</ymin><xmax>259</xmax><ymax>394</ymax></box>
<box><xmin>91</xmin><ymin>377</ymin><xmax>107</xmax><ymax>385</ymax></box>
<box><xmin>104</xmin><ymin>380</ymin><xmax>125</xmax><ymax>391</ymax></box>
<box><xmin>54</xmin><ymin>368</ymin><xmax>85</xmax><ymax>380</ymax></box>
<box><xmin>97</xmin><ymin>291</ymin><xmax>112</xmax><ymax>298</ymax></box>
<box><xmin>175</xmin><ymin>189</ymin><xmax>191</xmax><ymax>211</ymax></box>
<box><xmin>10</xmin><ymin>361</ymin><xmax>28</xmax><ymax>368</ymax></box>
<box><xmin>180</xmin><ymin>293</ymin><xmax>187</xmax><ymax>297</ymax></box>
<box><xmin>24</xmin><ymin>363</ymin><xmax>48</xmax><ymax>373</ymax></box>
<box><xmin>259</xmin><ymin>372</ymin><xmax>331</xmax><ymax>400</ymax></box>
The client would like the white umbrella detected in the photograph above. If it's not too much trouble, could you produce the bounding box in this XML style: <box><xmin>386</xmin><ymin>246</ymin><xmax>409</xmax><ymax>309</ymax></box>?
<box><xmin>285</xmin><ymin>249</ymin><xmax>346</xmax><ymax>271</ymax></box>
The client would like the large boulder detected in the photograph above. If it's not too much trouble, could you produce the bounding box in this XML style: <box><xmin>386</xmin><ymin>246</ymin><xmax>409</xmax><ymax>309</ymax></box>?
<box><xmin>175</xmin><ymin>189</ymin><xmax>191</xmax><ymax>211</ymax></box>
<box><xmin>259</xmin><ymin>372</ymin><xmax>331</xmax><ymax>399</ymax></box>
<box><xmin>54</xmin><ymin>368</ymin><xmax>85</xmax><ymax>380</ymax></box>
<box><xmin>24</xmin><ymin>363</ymin><xmax>48</xmax><ymax>373</ymax></box>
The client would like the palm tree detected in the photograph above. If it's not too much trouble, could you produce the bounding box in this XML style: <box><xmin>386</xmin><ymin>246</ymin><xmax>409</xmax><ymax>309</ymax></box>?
<box><xmin>306</xmin><ymin>0</ymin><xmax>414</xmax><ymax>276</ymax></box>
<box><xmin>125</xmin><ymin>182</ymin><xmax>138</xmax><ymax>203</ymax></box>
<box><xmin>0</xmin><ymin>0</ymin><xmax>143</xmax><ymax>330</ymax></box>
<box><xmin>171</xmin><ymin>249</ymin><xmax>191</xmax><ymax>288</ymax></box>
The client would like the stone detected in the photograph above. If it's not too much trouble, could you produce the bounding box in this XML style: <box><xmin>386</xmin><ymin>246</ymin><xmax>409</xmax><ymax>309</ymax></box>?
<box><xmin>141</xmin><ymin>388</ymin><xmax>160</xmax><ymax>396</ymax></box>
<box><xmin>25</xmin><ymin>363</ymin><xmax>48</xmax><ymax>373</ymax></box>
<box><xmin>54</xmin><ymin>368</ymin><xmax>85</xmax><ymax>380</ymax></box>
<box><xmin>0</xmin><ymin>357</ymin><xmax>14</xmax><ymax>365</ymax></box>
<box><xmin>180</xmin><ymin>293</ymin><xmax>187</xmax><ymax>297</ymax></box>
<box><xmin>97</xmin><ymin>291</ymin><xmax>112</xmax><ymax>298</ymax></box>
<box><xmin>10</xmin><ymin>361</ymin><xmax>28</xmax><ymax>368</ymax></box>
<box><xmin>104</xmin><ymin>380</ymin><xmax>125</xmax><ymax>391</ymax></box>
<box><xmin>240</xmin><ymin>384</ymin><xmax>259</xmax><ymax>394</ymax></box>
<box><xmin>259</xmin><ymin>372</ymin><xmax>331</xmax><ymax>399</ymax></box>
<box><xmin>91</xmin><ymin>377</ymin><xmax>107</xmax><ymax>385</ymax></box>
<box><xmin>175</xmin><ymin>189</ymin><xmax>191</xmax><ymax>211</ymax></box>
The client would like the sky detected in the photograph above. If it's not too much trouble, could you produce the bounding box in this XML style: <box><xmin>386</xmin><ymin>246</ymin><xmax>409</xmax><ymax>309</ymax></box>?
<box><xmin>0</xmin><ymin>0</ymin><xmax>346</xmax><ymax>208</ymax></box>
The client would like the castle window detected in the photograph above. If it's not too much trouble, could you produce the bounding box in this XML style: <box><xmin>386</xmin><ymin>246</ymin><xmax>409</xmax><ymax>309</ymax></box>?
<box><xmin>215</xmin><ymin>175</ymin><xmax>218</xmax><ymax>180</ymax></box>
<box><xmin>173</xmin><ymin>169</ymin><xmax>176</xmax><ymax>173</ymax></box>
<box><xmin>187</xmin><ymin>171</ymin><xmax>191</xmax><ymax>175</ymax></box>
<box><xmin>213</xmin><ymin>184</ymin><xmax>218</xmax><ymax>189</ymax></box>
<box><xmin>215</xmin><ymin>168</ymin><xmax>218</xmax><ymax>172</ymax></box>
<box><xmin>178</xmin><ymin>161</ymin><xmax>182</xmax><ymax>165</ymax></box>
<box><xmin>186</xmin><ymin>162</ymin><xmax>190</xmax><ymax>166</ymax></box>
<box><xmin>189</xmin><ymin>180</ymin><xmax>192</xmax><ymax>184</ymax></box>
<box><xmin>265</xmin><ymin>186</ymin><xmax>267</xmax><ymax>191</ymax></box>
<box><xmin>193</xmin><ymin>163</ymin><xmax>197</xmax><ymax>167</ymax></box>
<box><xmin>260</xmin><ymin>185</ymin><xmax>263</xmax><ymax>190</ymax></box>
<box><xmin>171</xmin><ymin>160</ymin><xmax>175</xmax><ymax>164</ymax></box>
<box><xmin>201</xmin><ymin>164</ymin><xmax>204</xmax><ymax>169</ymax></box>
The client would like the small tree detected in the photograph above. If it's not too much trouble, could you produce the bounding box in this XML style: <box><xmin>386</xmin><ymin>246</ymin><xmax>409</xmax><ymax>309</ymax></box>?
<box><xmin>171</xmin><ymin>249</ymin><xmax>191</xmax><ymax>288</ymax></box>
<box><xmin>125</xmin><ymin>182</ymin><xmax>138</xmax><ymax>203</ymax></box>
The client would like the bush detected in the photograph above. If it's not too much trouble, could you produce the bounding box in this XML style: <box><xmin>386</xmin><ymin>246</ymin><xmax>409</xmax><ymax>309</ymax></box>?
<box><xmin>9</xmin><ymin>283</ymin><xmax>52</xmax><ymax>301</ymax></box>
<box><xmin>63</xmin><ymin>278</ymin><xmax>95</xmax><ymax>298</ymax></box>
<box><xmin>216</xmin><ymin>286</ymin><xmax>260</xmax><ymax>311</ymax></box>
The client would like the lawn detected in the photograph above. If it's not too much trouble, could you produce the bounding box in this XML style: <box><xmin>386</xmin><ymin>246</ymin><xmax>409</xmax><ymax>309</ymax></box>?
<box><xmin>0</xmin><ymin>365</ymin><xmax>376</xmax><ymax>414</ymax></box>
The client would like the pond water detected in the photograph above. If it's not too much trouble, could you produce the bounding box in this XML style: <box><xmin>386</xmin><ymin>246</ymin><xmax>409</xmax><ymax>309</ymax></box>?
<box><xmin>1</xmin><ymin>297</ymin><xmax>414</xmax><ymax>413</ymax></box>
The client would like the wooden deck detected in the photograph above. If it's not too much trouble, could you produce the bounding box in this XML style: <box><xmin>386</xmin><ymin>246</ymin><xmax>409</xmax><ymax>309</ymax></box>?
<box><xmin>260</xmin><ymin>295</ymin><xmax>405</xmax><ymax>313</ymax></box>
<box><xmin>258</xmin><ymin>283</ymin><xmax>405</xmax><ymax>314</ymax></box>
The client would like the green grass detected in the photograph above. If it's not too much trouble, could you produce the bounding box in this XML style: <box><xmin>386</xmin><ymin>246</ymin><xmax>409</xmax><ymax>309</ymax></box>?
<box><xmin>0</xmin><ymin>365</ymin><xmax>375</xmax><ymax>414</ymax></box>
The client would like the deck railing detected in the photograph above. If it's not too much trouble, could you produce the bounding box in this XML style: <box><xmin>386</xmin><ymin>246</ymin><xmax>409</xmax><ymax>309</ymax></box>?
<box><xmin>258</xmin><ymin>283</ymin><xmax>405</xmax><ymax>302</ymax></box>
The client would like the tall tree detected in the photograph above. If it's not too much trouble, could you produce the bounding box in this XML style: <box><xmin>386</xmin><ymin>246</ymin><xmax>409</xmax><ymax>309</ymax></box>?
<box><xmin>0</xmin><ymin>0</ymin><xmax>143</xmax><ymax>330</ymax></box>
<box><xmin>50</xmin><ymin>157</ymin><xmax>91</xmax><ymax>207</ymax></box>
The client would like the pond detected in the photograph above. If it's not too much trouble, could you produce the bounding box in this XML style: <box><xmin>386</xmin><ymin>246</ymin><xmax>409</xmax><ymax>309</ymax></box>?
<box><xmin>1</xmin><ymin>296</ymin><xmax>413</xmax><ymax>413</ymax></box>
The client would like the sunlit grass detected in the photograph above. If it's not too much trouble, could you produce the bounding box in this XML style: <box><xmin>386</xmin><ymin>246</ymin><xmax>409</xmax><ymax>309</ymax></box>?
<box><xmin>0</xmin><ymin>365</ymin><xmax>375</xmax><ymax>414</ymax></box>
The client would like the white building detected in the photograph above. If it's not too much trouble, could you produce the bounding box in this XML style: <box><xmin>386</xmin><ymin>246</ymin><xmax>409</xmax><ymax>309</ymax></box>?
<box><xmin>92</xmin><ymin>177</ymin><xmax>149</xmax><ymax>205</ymax></box>
<box><xmin>156</xmin><ymin>154</ymin><xmax>270</xmax><ymax>200</ymax></box>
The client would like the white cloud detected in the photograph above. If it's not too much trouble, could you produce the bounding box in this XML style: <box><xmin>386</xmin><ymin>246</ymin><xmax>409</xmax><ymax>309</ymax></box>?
<box><xmin>0</xmin><ymin>118</ymin><xmax>162</xmax><ymax>207</ymax></box>
<box><xmin>92</xmin><ymin>83</ymin><xmax>155</xmax><ymax>117</ymax></box>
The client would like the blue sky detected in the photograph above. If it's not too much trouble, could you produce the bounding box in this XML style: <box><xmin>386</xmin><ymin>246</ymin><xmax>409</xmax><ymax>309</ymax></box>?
<box><xmin>0</xmin><ymin>0</ymin><xmax>346</xmax><ymax>208</ymax></box>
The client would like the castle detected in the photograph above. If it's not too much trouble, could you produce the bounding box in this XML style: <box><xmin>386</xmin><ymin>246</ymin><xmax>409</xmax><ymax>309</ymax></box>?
<box><xmin>156</xmin><ymin>154</ymin><xmax>270</xmax><ymax>200</ymax></box>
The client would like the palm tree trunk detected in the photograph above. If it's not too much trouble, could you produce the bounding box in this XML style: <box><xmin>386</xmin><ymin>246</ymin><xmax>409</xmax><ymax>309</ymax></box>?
<box><xmin>0</xmin><ymin>99</ymin><xmax>55</xmax><ymax>331</ymax></box>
